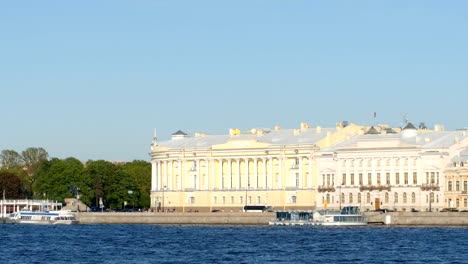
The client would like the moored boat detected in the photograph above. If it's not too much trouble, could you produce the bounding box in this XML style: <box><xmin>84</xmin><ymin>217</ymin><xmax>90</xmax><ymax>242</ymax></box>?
<box><xmin>269</xmin><ymin>205</ymin><xmax>367</xmax><ymax>226</ymax></box>
<box><xmin>9</xmin><ymin>210</ymin><xmax>79</xmax><ymax>225</ymax></box>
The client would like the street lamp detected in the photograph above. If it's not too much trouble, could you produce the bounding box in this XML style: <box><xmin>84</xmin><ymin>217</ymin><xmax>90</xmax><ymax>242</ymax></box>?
<box><xmin>162</xmin><ymin>186</ymin><xmax>166</xmax><ymax>212</ymax></box>
<box><xmin>128</xmin><ymin>190</ymin><xmax>133</xmax><ymax>209</ymax></box>
<box><xmin>245</xmin><ymin>184</ymin><xmax>250</xmax><ymax>207</ymax></box>
<box><xmin>339</xmin><ymin>184</ymin><xmax>342</xmax><ymax>210</ymax></box>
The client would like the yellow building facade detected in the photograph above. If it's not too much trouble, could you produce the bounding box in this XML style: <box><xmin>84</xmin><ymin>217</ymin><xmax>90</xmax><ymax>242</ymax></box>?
<box><xmin>444</xmin><ymin>150</ymin><xmax>468</xmax><ymax>210</ymax></box>
<box><xmin>150</xmin><ymin>122</ymin><xmax>364</xmax><ymax>212</ymax></box>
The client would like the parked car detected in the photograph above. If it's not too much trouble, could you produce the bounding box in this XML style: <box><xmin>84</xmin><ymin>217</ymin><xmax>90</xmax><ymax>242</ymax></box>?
<box><xmin>440</xmin><ymin>208</ymin><xmax>459</xmax><ymax>212</ymax></box>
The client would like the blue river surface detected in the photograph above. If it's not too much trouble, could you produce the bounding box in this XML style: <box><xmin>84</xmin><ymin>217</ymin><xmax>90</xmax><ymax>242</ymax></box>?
<box><xmin>0</xmin><ymin>224</ymin><xmax>467</xmax><ymax>264</ymax></box>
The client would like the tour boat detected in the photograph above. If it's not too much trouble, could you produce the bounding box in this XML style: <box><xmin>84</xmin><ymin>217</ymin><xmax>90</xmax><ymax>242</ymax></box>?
<box><xmin>270</xmin><ymin>205</ymin><xmax>367</xmax><ymax>226</ymax></box>
<box><xmin>9</xmin><ymin>210</ymin><xmax>79</xmax><ymax>225</ymax></box>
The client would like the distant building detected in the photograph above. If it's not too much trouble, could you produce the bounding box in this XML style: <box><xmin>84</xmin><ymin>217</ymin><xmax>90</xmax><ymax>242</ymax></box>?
<box><xmin>444</xmin><ymin>149</ymin><xmax>468</xmax><ymax>210</ymax></box>
<box><xmin>149</xmin><ymin>122</ymin><xmax>364</xmax><ymax>212</ymax></box>
<box><xmin>150</xmin><ymin>122</ymin><xmax>468</xmax><ymax>212</ymax></box>
<box><xmin>317</xmin><ymin>123</ymin><xmax>468</xmax><ymax>212</ymax></box>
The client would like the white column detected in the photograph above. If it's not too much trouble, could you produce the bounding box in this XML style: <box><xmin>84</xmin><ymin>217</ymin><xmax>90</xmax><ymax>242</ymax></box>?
<box><xmin>278</xmin><ymin>157</ymin><xmax>283</xmax><ymax>189</ymax></box>
<box><xmin>263</xmin><ymin>158</ymin><xmax>267</xmax><ymax>189</ymax></box>
<box><xmin>211</xmin><ymin>159</ymin><xmax>216</xmax><ymax>190</ymax></box>
<box><xmin>237</xmin><ymin>159</ymin><xmax>241</xmax><ymax>189</ymax></box>
<box><xmin>228</xmin><ymin>159</ymin><xmax>233</xmax><ymax>189</ymax></box>
<box><xmin>151</xmin><ymin>161</ymin><xmax>157</xmax><ymax>191</ymax></box>
<box><xmin>169</xmin><ymin>160</ymin><xmax>173</xmax><ymax>190</ymax></box>
<box><xmin>163</xmin><ymin>161</ymin><xmax>168</xmax><ymax>188</ymax></box>
<box><xmin>246</xmin><ymin>159</ymin><xmax>250</xmax><ymax>187</ymax></box>
<box><xmin>205</xmin><ymin>159</ymin><xmax>209</xmax><ymax>190</ymax></box>
<box><xmin>308</xmin><ymin>156</ymin><xmax>313</xmax><ymax>188</ymax></box>
<box><xmin>254</xmin><ymin>159</ymin><xmax>258</xmax><ymax>189</ymax></box>
<box><xmin>157</xmin><ymin>161</ymin><xmax>162</xmax><ymax>190</ymax></box>
<box><xmin>196</xmin><ymin>159</ymin><xmax>200</xmax><ymax>190</ymax></box>
<box><xmin>269</xmin><ymin>157</ymin><xmax>273</xmax><ymax>189</ymax></box>
<box><xmin>299</xmin><ymin>156</ymin><xmax>303</xmax><ymax>188</ymax></box>
<box><xmin>220</xmin><ymin>159</ymin><xmax>224</xmax><ymax>189</ymax></box>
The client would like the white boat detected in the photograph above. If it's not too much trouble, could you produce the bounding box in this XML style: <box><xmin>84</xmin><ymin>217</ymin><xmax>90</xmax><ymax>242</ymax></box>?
<box><xmin>314</xmin><ymin>205</ymin><xmax>367</xmax><ymax>226</ymax></box>
<box><xmin>269</xmin><ymin>205</ymin><xmax>367</xmax><ymax>226</ymax></box>
<box><xmin>9</xmin><ymin>210</ymin><xmax>79</xmax><ymax>225</ymax></box>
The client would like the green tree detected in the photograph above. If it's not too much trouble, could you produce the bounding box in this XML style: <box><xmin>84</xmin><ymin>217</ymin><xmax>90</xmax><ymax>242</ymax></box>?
<box><xmin>0</xmin><ymin>171</ymin><xmax>25</xmax><ymax>199</ymax></box>
<box><xmin>0</xmin><ymin>150</ymin><xmax>23</xmax><ymax>169</ymax></box>
<box><xmin>121</xmin><ymin>160</ymin><xmax>151</xmax><ymax>208</ymax></box>
<box><xmin>33</xmin><ymin>157</ymin><xmax>84</xmax><ymax>202</ymax></box>
<box><xmin>21</xmin><ymin>147</ymin><xmax>49</xmax><ymax>196</ymax></box>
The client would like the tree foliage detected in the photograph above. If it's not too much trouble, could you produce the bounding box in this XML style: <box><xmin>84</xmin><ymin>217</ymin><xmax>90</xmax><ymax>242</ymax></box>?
<box><xmin>1</xmin><ymin>147</ymin><xmax>151</xmax><ymax>209</ymax></box>
<box><xmin>0</xmin><ymin>171</ymin><xmax>25</xmax><ymax>199</ymax></box>
<box><xmin>0</xmin><ymin>150</ymin><xmax>23</xmax><ymax>169</ymax></box>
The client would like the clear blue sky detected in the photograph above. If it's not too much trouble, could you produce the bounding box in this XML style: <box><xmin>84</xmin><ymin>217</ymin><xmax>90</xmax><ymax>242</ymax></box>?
<box><xmin>1</xmin><ymin>1</ymin><xmax>467</xmax><ymax>162</ymax></box>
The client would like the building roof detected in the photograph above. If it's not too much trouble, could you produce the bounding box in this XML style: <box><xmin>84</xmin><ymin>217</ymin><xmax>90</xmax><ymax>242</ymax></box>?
<box><xmin>156</xmin><ymin>127</ymin><xmax>335</xmax><ymax>150</ymax></box>
<box><xmin>323</xmin><ymin>130</ymin><xmax>468</xmax><ymax>152</ymax></box>
<box><xmin>402</xmin><ymin>122</ymin><xmax>417</xmax><ymax>130</ymax></box>
<box><xmin>172</xmin><ymin>130</ymin><xmax>188</xmax><ymax>136</ymax></box>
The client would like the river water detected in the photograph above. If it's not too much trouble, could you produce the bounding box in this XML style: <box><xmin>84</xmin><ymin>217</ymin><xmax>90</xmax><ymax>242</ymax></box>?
<box><xmin>0</xmin><ymin>224</ymin><xmax>466</xmax><ymax>263</ymax></box>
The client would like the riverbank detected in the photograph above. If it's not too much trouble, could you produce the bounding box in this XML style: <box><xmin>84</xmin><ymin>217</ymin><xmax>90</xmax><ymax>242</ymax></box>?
<box><xmin>77</xmin><ymin>211</ymin><xmax>275</xmax><ymax>225</ymax></box>
<box><xmin>75</xmin><ymin>211</ymin><xmax>468</xmax><ymax>226</ymax></box>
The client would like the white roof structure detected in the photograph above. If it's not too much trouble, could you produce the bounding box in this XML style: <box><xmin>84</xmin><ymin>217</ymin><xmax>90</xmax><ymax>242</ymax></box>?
<box><xmin>156</xmin><ymin>127</ymin><xmax>336</xmax><ymax>150</ymax></box>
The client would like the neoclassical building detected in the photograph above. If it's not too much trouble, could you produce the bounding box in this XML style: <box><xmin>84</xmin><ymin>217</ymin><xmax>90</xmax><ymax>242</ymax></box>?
<box><xmin>444</xmin><ymin>149</ymin><xmax>468</xmax><ymax>210</ymax></box>
<box><xmin>150</xmin><ymin>122</ymin><xmax>364</xmax><ymax>212</ymax></box>
<box><xmin>150</xmin><ymin>122</ymin><xmax>468</xmax><ymax>212</ymax></box>
<box><xmin>316</xmin><ymin>124</ymin><xmax>468</xmax><ymax>212</ymax></box>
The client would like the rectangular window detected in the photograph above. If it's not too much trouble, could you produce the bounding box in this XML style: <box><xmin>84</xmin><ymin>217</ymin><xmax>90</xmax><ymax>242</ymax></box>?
<box><xmin>386</xmin><ymin>173</ymin><xmax>390</xmax><ymax>185</ymax></box>
<box><xmin>464</xmin><ymin>181</ymin><xmax>468</xmax><ymax>192</ymax></box>
<box><xmin>248</xmin><ymin>196</ymin><xmax>252</xmax><ymax>204</ymax></box>
<box><xmin>464</xmin><ymin>198</ymin><xmax>467</xmax><ymax>208</ymax></box>
<box><xmin>239</xmin><ymin>196</ymin><xmax>243</xmax><ymax>204</ymax></box>
<box><xmin>368</xmin><ymin>173</ymin><xmax>372</xmax><ymax>185</ymax></box>
<box><xmin>413</xmin><ymin>172</ymin><xmax>417</xmax><ymax>184</ymax></box>
<box><xmin>377</xmin><ymin>173</ymin><xmax>381</xmax><ymax>185</ymax></box>
<box><xmin>350</xmin><ymin>173</ymin><xmax>355</xmax><ymax>185</ymax></box>
<box><xmin>296</xmin><ymin>173</ymin><xmax>300</xmax><ymax>187</ymax></box>
<box><xmin>396</xmin><ymin>173</ymin><xmax>400</xmax><ymax>185</ymax></box>
<box><xmin>190</xmin><ymin>197</ymin><xmax>195</xmax><ymax>204</ymax></box>
<box><xmin>404</xmin><ymin>173</ymin><xmax>409</xmax><ymax>184</ymax></box>
<box><xmin>359</xmin><ymin>173</ymin><xmax>363</xmax><ymax>185</ymax></box>
<box><xmin>257</xmin><ymin>196</ymin><xmax>261</xmax><ymax>204</ymax></box>
<box><xmin>222</xmin><ymin>196</ymin><xmax>226</xmax><ymax>204</ymax></box>
<box><xmin>214</xmin><ymin>196</ymin><xmax>218</xmax><ymax>204</ymax></box>
<box><xmin>430</xmin><ymin>172</ymin><xmax>435</xmax><ymax>184</ymax></box>
<box><xmin>231</xmin><ymin>196</ymin><xmax>234</xmax><ymax>204</ymax></box>
<box><xmin>448</xmin><ymin>181</ymin><xmax>453</xmax><ymax>191</ymax></box>
<box><xmin>322</xmin><ymin>174</ymin><xmax>326</xmax><ymax>185</ymax></box>
<box><xmin>342</xmin><ymin>173</ymin><xmax>346</xmax><ymax>185</ymax></box>
<box><xmin>426</xmin><ymin>172</ymin><xmax>429</xmax><ymax>184</ymax></box>
<box><xmin>456</xmin><ymin>181</ymin><xmax>460</xmax><ymax>191</ymax></box>
<box><xmin>327</xmin><ymin>174</ymin><xmax>330</xmax><ymax>186</ymax></box>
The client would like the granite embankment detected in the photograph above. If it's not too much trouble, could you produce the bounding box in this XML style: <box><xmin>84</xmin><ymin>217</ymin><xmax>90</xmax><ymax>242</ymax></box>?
<box><xmin>77</xmin><ymin>211</ymin><xmax>468</xmax><ymax>226</ymax></box>
<box><xmin>77</xmin><ymin>212</ymin><xmax>275</xmax><ymax>225</ymax></box>
<box><xmin>365</xmin><ymin>211</ymin><xmax>468</xmax><ymax>226</ymax></box>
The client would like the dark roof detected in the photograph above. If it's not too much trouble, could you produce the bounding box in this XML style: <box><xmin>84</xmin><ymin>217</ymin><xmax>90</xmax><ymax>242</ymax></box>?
<box><xmin>172</xmin><ymin>130</ymin><xmax>188</xmax><ymax>136</ymax></box>
<box><xmin>384</xmin><ymin>128</ymin><xmax>397</xmax><ymax>134</ymax></box>
<box><xmin>366</xmin><ymin>126</ymin><xmax>380</xmax><ymax>135</ymax></box>
<box><xmin>402</xmin><ymin>122</ymin><xmax>417</xmax><ymax>130</ymax></box>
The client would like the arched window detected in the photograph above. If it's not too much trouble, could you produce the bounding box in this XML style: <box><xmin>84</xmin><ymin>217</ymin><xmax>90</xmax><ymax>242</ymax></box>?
<box><xmin>394</xmin><ymin>193</ymin><xmax>399</xmax><ymax>204</ymax></box>
<box><xmin>357</xmin><ymin>193</ymin><xmax>361</xmax><ymax>203</ymax></box>
<box><xmin>411</xmin><ymin>192</ymin><xmax>416</xmax><ymax>203</ymax></box>
<box><xmin>385</xmin><ymin>192</ymin><xmax>389</xmax><ymax>203</ymax></box>
<box><xmin>349</xmin><ymin>193</ymin><xmax>353</xmax><ymax>204</ymax></box>
<box><xmin>403</xmin><ymin>193</ymin><xmax>407</xmax><ymax>203</ymax></box>
<box><xmin>366</xmin><ymin>193</ymin><xmax>371</xmax><ymax>204</ymax></box>
<box><xmin>341</xmin><ymin>193</ymin><xmax>345</xmax><ymax>204</ymax></box>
